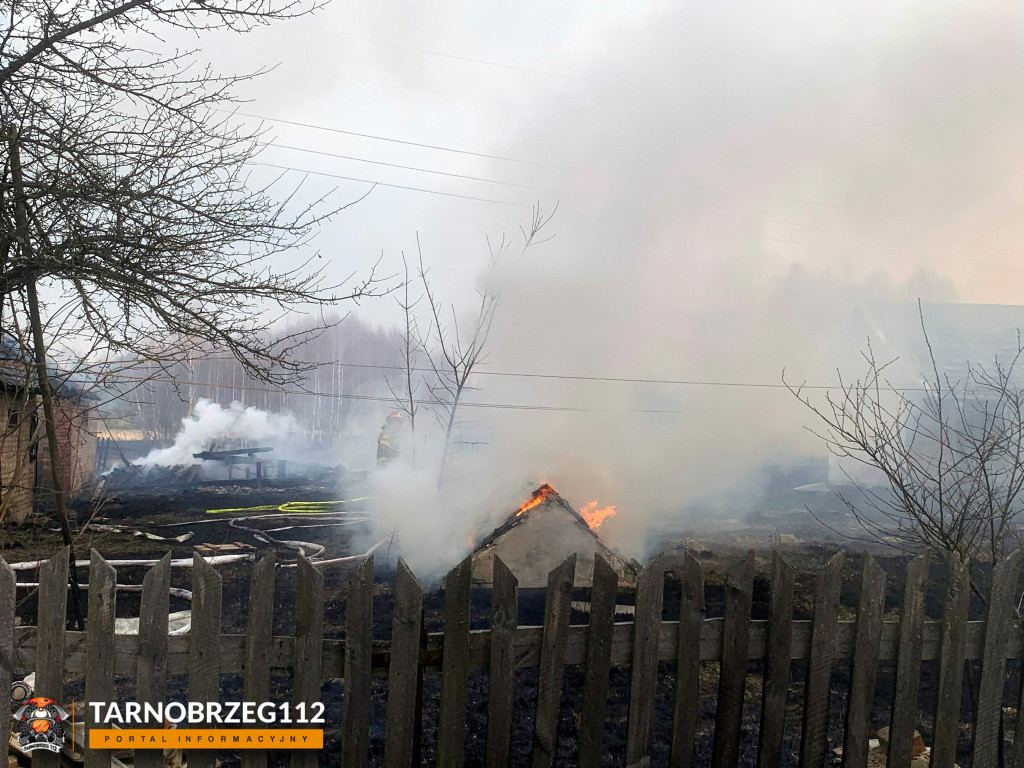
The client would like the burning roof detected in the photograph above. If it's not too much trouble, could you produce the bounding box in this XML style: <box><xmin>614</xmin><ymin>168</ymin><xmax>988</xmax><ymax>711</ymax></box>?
<box><xmin>470</xmin><ymin>483</ymin><xmax>637</xmax><ymax>588</ymax></box>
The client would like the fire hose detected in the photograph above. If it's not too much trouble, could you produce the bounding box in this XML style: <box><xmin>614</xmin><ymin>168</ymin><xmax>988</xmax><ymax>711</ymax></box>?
<box><xmin>205</xmin><ymin>498</ymin><xmax>370</xmax><ymax>515</ymax></box>
<box><xmin>227</xmin><ymin>518</ymin><xmax>327</xmax><ymax>560</ymax></box>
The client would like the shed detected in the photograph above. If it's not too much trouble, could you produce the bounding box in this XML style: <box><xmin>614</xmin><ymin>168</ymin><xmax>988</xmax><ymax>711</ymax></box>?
<box><xmin>0</xmin><ymin>337</ymin><xmax>98</xmax><ymax>525</ymax></box>
<box><xmin>470</xmin><ymin>484</ymin><xmax>638</xmax><ymax>588</ymax></box>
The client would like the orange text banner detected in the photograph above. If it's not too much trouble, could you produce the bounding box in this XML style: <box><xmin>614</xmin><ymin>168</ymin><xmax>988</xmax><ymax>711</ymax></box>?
<box><xmin>88</xmin><ymin>729</ymin><xmax>323</xmax><ymax>749</ymax></box>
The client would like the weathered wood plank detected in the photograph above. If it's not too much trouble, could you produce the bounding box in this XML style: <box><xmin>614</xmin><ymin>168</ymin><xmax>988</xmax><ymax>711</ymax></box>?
<box><xmin>11</xmin><ymin>613</ymin><xmax>1024</xmax><ymax>679</ymax></box>
<box><xmin>670</xmin><ymin>553</ymin><xmax>706</xmax><ymax>768</ymax></box>
<box><xmin>241</xmin><ymin>552</ymin><xmax>275</xmax><ymax>768</ymax></box>
<box><xmin>841</xmin><ymin>555</ymin><xmax>885</xmax><ymax>768</ymax></box>
<box><xmin>626</xmin><ymin>557</ymin><xmax>665</xmax><ymax>768</ymax></box>
<box><xmin>294</xmin><ymin>555</ymin><xmax>324</xmax><ymax>768</ymax></box>
<box><xmin>798</xmin><ymin>551</ymin><xmax>845</xmax><ymax>768</ymax></box>
<box><xmin>532</xmin><ymin>555</ymin><xmax>577</xmax><ymax>768</ymax></box>
<box><xmin>971</xmin><ymin>549</ymin><xmax>1023</xmax><ymax>768</ymax></box>
<box><xmin>85</xmin><ymin>551</ymin><xmax>116</xmax><ymax>768</ymax></box>
<box><xmin>886</xmin><ymin>553</ymin><xmax>929</xmax><ymax>768</ymax></box>
<box><xmin>342</xmin><ymin>555</ymin><xmax>373</xmax><ymax>768</ymax></box>
<box><xmin>438</xmin><ymin>556</ymin><xmax>472</xmax><ymax>768</ymax></box>
<box><xmin>0</xmin><ymin>557</ymin><xmax>17</xmax><ymax>757</ymax></box>
<box><xmin>712</xmin><ymin>551</ymin><xmax>755</xmax><ymax>768</ymax></box>
<box><xmin>187</xmin><ymin>551</ymin><xmax>223</xmax><ymax>768</ymax></box>
<box><xmin>579</xmin><ymin>555</ymin><xmax>618</xmax><ymax>768</ymax></box>
<box><xmin>32</xmin><ymin>546</ymin><xmax>69</xmax><ymax>768</ymax></box>
<box><xmin>135</xmin><ymin>554</ymin><xmax>171</xmax><ymax>768</ymax></box>
<box><xmin>757</xmin><ymin>552</ymin><xmax>794</xmax><ymax>768</ymax></box>
<box><xmin>486</xmin><ymin>556</ymin><xmax>519</xmax><ymax>768</ymax></box>
<box><xmin>386</xmin><ymin>558</ymin><xmax>425</xmax><ymax>768</ymax></box>
<box><xmin>932</xmin><ymin>553</ymin><xmax>969</xmax><ymax>768</ymax></box>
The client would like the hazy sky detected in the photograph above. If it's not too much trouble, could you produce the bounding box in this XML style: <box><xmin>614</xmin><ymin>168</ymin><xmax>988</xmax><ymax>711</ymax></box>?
<box><xmin>183</xmin><ymin>0</ymin><xmax>1024</xmax><ymax>555</ymax></box>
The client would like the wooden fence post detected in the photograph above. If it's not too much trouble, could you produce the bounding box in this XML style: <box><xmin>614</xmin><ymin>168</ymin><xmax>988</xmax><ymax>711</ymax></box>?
<box><xmin>841</xmin><ymin>555</ymin><xmax>885</xmax><ymax>768</ymax></box>
<box><xmin>385</xmin><ymin>558</ymin><xmax>424</xmax><ymax>768</ymax></box>
<box><xmin>712</xmin><ymin>551</ymin><xmax>755</xmax><ymax>768</ymax></box>
<box><xmin>294</xmin><ymin>555</ymin><xmax>324</xmax><ymax>768</ymax></box>
<box><xmin>438</xmin><ymin>556</ymin><xmax>471</xmax><ymax>768</ymax></box>
<box><xmin>33</xmin><ymin>546</ymin><xmax>69</xmax><ymax>768</ymax></box>
<box><xmin>626</xmin><ymin>556</ymin><xmax>665</xmax><ymax>768</ymax></box>
<box><xmin>798</xmin><ymin>551</ymin><xmax>844</xmax><ymax>768</ymax></box>
<box><xmin>578</xmin><ymin>555</ymin><xmax>618</xmax><ymax>768</ymax></box>
<box><xmin>187</xmin><ymin>552</ymin><xmax>223</xmax><ymax>768</ymax></box>
<box><xmin>342</xmin><ymin>555</ymin><xmax>373</xmax><ymax>768</ymax></box>
<box><xmin>532</xmin><ymin>554</ymin><xmax>577</xmax><ymax>768</ymax></box>
<box><xmin>971</xmin><ymin>549</ymin><xmax>1023</xmax><ymax>768</ymax></box>
<box><xmin>757</xmin><ymin>552</ymin><xmax>794</xmax><ymax>768</ymax></box>
<box><xmin>486</xmin><ymin>556</ymin><xmax>519</xmax><ymax>768</ymax></box>
<box><xmin>885</xmin><ymin>553</ymin><xmax>929</xmax><ymax>768</ymax></box>
<box><xmin>135</xmin><ymin>554</ymin><xmax>171</xmax><ymax>768</ymax></box>
<box><xmin>931</xmin><ymin>553</ymin><xmax>969</xmax><ymax>768</ymax></box>
<box><xmin>84</xmin><ymin>550</ymin><xmax>116</xmax><ymax>768</ymax></box>
<box><xmin>242</xmin><ymin>552</ymin><xmax>275</xmax><ymax>768</ymax></box>
<box><xmin>0</xmin><ymin>557</ymin><xmax>16</xmax><ymax>757</ymax></box>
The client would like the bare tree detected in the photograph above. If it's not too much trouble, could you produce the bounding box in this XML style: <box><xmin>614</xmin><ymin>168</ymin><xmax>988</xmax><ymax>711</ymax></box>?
<box><xmin>0</xmin><ymin>0</ymin><xmax>384</xmax><ymax>618</ymax></box>
<box><xmin>418</xmin><ymin>204</ymin><xmax>556</xmax><ymax>486</ymax></box>
<box><xmin>786</xmin><ymin>302</ymin><xmax>1024</xmax><ymax>597</ymax></box>
<box><xmin>385</xmin><ymin>252</ymin><xmax>421</xmax><ymax>465</ymax></box>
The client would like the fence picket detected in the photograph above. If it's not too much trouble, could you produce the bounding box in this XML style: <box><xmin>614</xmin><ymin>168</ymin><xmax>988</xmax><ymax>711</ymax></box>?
<box><xmin>626</xmin><ymin>556</ymin><xmax>665</xmax><ymax>768</ymax></box>
<box><xmin>294</xmin><ymin>555</ymin><xmax>324</xmax><ymax>768</ymax></box>
<box><xmin>841</xmin><ymin>555</ymin><xmax>885</xmax><ymax>768</ymax></box>
<box><xmin>242</xmin><ymin>552</ymin><xmax>275</xmax><ymax>768</ymax></box>
<box><xmin>886</xmin><ymin>553</ymin><xmax>929</xmax><ymax>768</ymax></box>
<box><xmin>532</xmin><ymin>554</ymin><xmax>577</xmax><ymax>768</ymax></box>
<box><xmin>669</xmin><ymin>553</ymin><xmax>706</xmax><ymax>768</ymax></box>
<box><xmin>971</xmin><ymin>549</ymin><xmax>1023</xmax><ymax>768</ymax></box>
<box><xmin>342</xmin><ymin>555</ymin><xmax>374</xmax><ymax>768</ymax></box>
<box><xmin>386</xmin><ymin>558</ymin><xmax>425</xmax><ymax>768</ymax></box>
<box><xmin>0</xmin><ymin>557</ymin><xmax>16</xmax><ymax>757</ymax></box>
<box><xmin>712</xmin><ymin>551</ymin><xmax>755</xmax><ymax>768</ymax></box>
<box><xmin>757</xmin><ymin>552</ymin><xmax>794</xmax><ymax>768</ymax></box>
<box><xmin>135</xmin><ymin>553</ymin><xmax>171</xmax><ymax>768</ymax></box>
<box><xmin>486</xmin><ymin>556</ymin><xmax>518</xmax><ymax>768</ymax></box>
<box><xmin>798</xmin><ymin>551</ymin><xmax>845</xmax><ymax>768</ymax></box>
<box><xmin>932</xmin><ymin>553</ymin><xmax>969</xmax><ymax>768</ymax></box>
<box><xmin>438</xmin><ymin>556</ymin><xmax>472</xmax><ymax>768</ymax></box>
<box><xmin>187</xmin><ymin>551</ymin><xmax>223</xmax><ymax>768</ymax></box>
<box><xmin>85</xmin><ymin>551</ymin><xmax>116</xmax><ymax>768</ymax></box>
<box><xmin>578</xmin><ymin>555</ymin><xmax>618</xmax><ymax>768</ymax></box>
<box><xmin>32</xmin><ymin>546</ymin><xmax>69</xmax><ymax>768</ymax></box>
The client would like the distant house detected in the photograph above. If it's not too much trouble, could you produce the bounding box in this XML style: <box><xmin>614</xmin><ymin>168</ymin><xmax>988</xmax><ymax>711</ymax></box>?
<box><xmin>0</xmin><ymin>338</ymin><xmax>98</xmax><ymax>524</ymax></box>
<box><xmin>470</xmin><ymin>484</ymin><xmax>638</xmax><ymax>588</ymax></box>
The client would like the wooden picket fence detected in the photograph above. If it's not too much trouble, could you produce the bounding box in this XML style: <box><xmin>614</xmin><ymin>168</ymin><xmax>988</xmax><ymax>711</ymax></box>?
<box><xmin>2</xmin><ymin>546</ymin><xmax>1024</xmax><ymax>768</ymax></box>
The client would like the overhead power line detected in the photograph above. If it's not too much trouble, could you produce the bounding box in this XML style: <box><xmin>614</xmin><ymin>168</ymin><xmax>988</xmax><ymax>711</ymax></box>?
<box><xmin>220</xmin><ymin>109</ymin><xmax>550</xmax><ymax>167</ymax></box>
<box><xmin>250</xmin><ymin>161</ymin><xmax>530</xmax><ymax>208</ymax></box>
<box><xmin>260</xmin><ymin>142</ymin><xmax>550</xmax><ymax>191</ymax></box>
<box><xmin>121</xmin><ymin>358</ymin><xmax>927</xmax><ymax>393</ymax></box>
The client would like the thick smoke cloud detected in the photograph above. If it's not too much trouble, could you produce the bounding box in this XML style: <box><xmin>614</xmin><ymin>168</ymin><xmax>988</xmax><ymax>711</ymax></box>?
<box><xmin>141</xmin><ymin>400</ymin><xmax>298</xmax><ymax>467</ymax></box>
<box><xmin>360</xmin><ymin>0</ymin><xmax>1024</xmax><ymax>575</ymax></box>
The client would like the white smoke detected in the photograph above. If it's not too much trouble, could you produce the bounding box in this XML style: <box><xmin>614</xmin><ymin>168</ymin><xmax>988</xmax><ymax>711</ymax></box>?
<box><xmin>140</xmin><ymin>399</ymin><xmax>298</xmax><ymax>467</ymax></box>
<box><xmin>358</xmin><ymin>0</ymin><xmax>1024</xmax><ymax>573</ymax></box>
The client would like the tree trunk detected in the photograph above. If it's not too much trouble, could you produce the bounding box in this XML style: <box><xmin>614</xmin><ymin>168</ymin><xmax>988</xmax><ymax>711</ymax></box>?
<box><xmin>8</xmin><ymin>125</ymin><xmax>86</xmax><ymax>629</ymax></box>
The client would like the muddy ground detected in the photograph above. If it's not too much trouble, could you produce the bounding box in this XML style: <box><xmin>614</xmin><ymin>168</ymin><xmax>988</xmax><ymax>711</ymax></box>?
<box><xmin>2</xmin><ymin>482</ymin><xmax>1014</xmax><ymax>768</ymax></box>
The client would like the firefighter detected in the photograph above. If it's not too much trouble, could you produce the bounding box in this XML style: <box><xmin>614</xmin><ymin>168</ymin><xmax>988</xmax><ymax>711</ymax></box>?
<box><xmin>376</xmin><ymin>410</ymin><xmax>403</xmax><ymax>467</ymax></box>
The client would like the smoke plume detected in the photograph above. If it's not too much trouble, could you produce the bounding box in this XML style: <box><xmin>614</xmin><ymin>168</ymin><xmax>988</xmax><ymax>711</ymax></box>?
<box><xmin>141</xmin><ymin>399</ymin><xmax>298</xmax><ymax>467</ymax></box>
<box><xmin>361</xmin><ymin>0</ymin><xmax>1024</xmax><ymax>573</ymax></box>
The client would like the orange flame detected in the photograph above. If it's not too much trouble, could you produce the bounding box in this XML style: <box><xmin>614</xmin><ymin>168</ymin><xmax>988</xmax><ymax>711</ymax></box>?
<box><xmin>517</xmin><ymin>483</ymin><xmax>557</xmax><ymax>516</ymax></box>
<box><xmin>580</xmin><ymin>501</ymin><xmax>616</xmax><ymax>529</ymax></box>
<box><xmin>31</xmin><ymin>720</ymin><xmax>50</xmax><ymax>734</ymax></box>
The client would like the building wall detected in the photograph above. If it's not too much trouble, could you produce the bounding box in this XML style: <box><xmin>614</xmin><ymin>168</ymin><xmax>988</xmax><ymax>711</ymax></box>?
<box><xmin>0</xmin><ymin>393</ymin><xmax>36</xmax><ymax>524</ymax></box>
<box><xmin>36</xmin><ymin>398</ymin><xmax>96</xmax><ymax>496</ymax></box>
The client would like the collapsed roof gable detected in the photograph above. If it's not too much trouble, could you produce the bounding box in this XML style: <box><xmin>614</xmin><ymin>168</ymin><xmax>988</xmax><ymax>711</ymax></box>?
<box><xmin>473</xmin><ymin>483</ymin><xmax>607</xmax><ymax>552</ymax></box>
